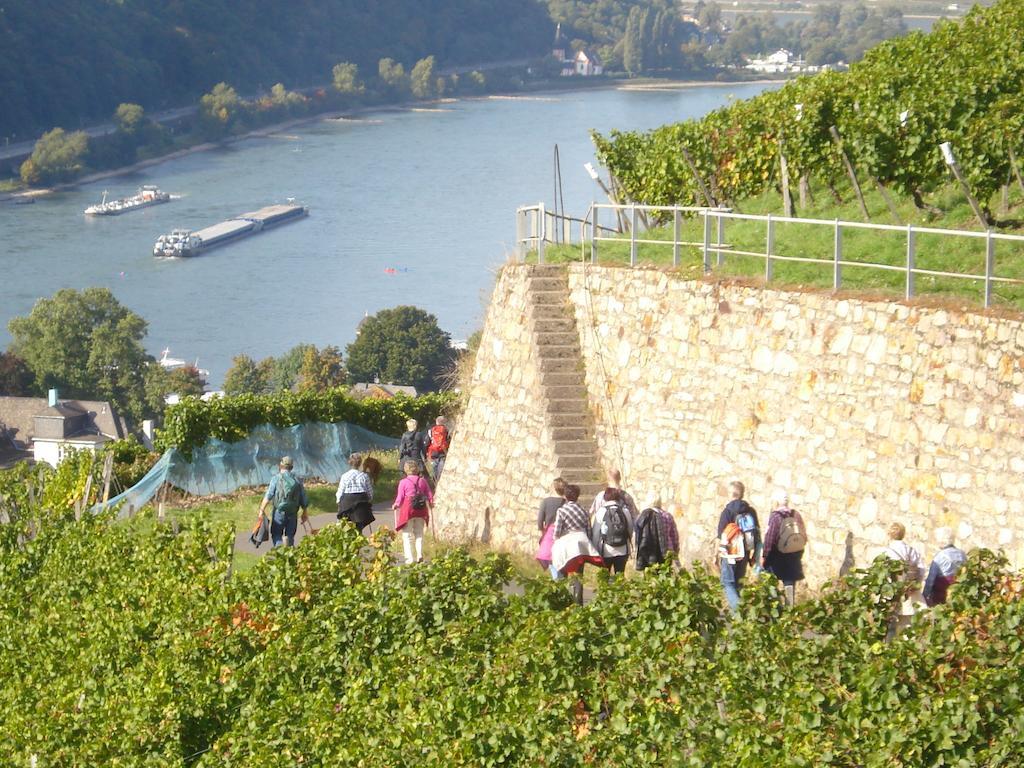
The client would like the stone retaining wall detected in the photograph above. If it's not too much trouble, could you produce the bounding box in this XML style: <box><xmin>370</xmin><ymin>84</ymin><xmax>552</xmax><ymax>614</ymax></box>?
<box><xmin>432</xmin><ymin>265</ymin><xmax>561</xmax><ymax>554</ymax></box>
<box><xmin>437</xmin><ymin>262</ymin><xmax>1024</xmax><ymax>585</ymax></box>
<box><xmin>568</xmin><ymin>265</ymin><xmax>1024</xmax><ymax>583</ymax></box>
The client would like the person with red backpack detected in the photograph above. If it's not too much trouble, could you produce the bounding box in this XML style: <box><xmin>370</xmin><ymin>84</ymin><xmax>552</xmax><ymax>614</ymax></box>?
<box><xmin>717</xmin><ymin>480</ymin><xmax>760</xmax><ymax>614</ymax></box>
<box><xmin>425</xmin><ymin>416</ymin><xmax>451</xmax><ymax>481</ymax></box>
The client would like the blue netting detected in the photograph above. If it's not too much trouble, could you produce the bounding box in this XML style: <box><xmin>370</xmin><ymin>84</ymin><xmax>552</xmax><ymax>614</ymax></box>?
<box><xmin>97</xmin><ymin>422</ymin><xmax>399</xmax><ymax>515</ymax></box>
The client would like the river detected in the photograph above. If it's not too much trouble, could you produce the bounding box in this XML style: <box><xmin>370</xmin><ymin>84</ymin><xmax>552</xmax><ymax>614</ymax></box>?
<box><xmin>0</xmin><ymin>82</ymin><xmax>773</xmax><ymax>386</ymax></box>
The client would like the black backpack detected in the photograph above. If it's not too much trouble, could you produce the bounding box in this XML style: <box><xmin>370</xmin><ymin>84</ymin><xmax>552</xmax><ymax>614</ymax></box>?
<box><xmin>602</xmin><ymin>502</ymin><xmax>630</xmax><ymax>549</ymax></box>
<box><xmin>634</xmin><ymin>508</ymin><xmax>662</xmax><ymax>568</ymax></box>
<box><xmin>399</xmin><ymin>431</ymin><xmax>421</xmax><ymax>459</ymax></box>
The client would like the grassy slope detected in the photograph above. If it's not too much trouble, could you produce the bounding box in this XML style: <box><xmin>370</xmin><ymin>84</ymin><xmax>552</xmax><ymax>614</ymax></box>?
<box><xmin>137</xmin><ymin>450</ymin><xmax>544</xmax><ymax>577</ymax></box>
<box><xmin>540</xmin><ymin>179</ymin><xmax>1024</xmax><ymax>311</ymax></box>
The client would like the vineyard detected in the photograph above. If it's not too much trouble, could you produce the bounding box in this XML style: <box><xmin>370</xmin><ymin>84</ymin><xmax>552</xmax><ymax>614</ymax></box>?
<box><xmin>1</xmin><ymin>482</ymin><xmax>1022</xmax><ymax>765</ymax></box>
<box><xmin>594</xmin><ymin>0</ymin><xmax>1024</xmax><ymax>224</ymax></box>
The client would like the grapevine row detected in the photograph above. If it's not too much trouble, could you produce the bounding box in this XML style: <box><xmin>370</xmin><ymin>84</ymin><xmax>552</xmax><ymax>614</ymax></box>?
<box><xmin>594</xmin><ymin>0</ymin><xmax>1024</xmax><ymax>219</ymax></box>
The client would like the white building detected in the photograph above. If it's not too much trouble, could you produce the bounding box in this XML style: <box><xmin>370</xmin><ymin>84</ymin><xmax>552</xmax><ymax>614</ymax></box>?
<box><xmin>746</xmin><ymin>49</ymin><xmax>809</xmax><ymax>74</ymax></box>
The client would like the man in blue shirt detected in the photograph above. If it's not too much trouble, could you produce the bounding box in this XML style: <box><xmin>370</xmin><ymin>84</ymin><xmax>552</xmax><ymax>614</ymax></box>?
<box><xmin>257</xmin><ymin>456</ymin><xmax>310</xmax><ymax>548</ymax></box>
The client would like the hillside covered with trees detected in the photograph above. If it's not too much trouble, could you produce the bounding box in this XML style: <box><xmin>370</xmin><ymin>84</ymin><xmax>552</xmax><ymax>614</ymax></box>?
<box><xmin>0</xmin><ymin>0</ymin><xmax>550</xmax><ymax>139</ymax></box>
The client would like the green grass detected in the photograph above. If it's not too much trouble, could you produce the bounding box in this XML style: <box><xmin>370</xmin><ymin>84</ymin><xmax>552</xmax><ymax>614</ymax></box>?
<box><xmin>536</xmin><ymin>179</ymin><xmax>1024</xmax><ymax>311</ymax></box>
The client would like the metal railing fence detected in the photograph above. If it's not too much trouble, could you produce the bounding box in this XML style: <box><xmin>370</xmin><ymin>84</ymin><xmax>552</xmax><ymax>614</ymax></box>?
<box><xmin>515</xmin><ymin>202</ymin><xmax>1024</xmax><ymax>308</ymax></box>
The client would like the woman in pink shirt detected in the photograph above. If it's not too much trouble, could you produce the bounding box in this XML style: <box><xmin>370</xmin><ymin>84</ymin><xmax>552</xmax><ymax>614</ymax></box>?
<box><xmin>392</xmin><ymin>459</ymin><xmax>433</xmax><ymax>564</ymax></box>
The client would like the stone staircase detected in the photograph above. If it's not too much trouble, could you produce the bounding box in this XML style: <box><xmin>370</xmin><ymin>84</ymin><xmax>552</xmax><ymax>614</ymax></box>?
<box><xmin>527</xmin><ymin>265</ymin><xmax>605</xmax><ymax>505</ymax></box>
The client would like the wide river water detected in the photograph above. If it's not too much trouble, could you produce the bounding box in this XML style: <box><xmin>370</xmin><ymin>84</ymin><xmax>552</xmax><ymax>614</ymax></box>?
<box><xmin>0</xmin><ymin>82</ymin><xmax>772</xmax><ymax>386</ymax></box>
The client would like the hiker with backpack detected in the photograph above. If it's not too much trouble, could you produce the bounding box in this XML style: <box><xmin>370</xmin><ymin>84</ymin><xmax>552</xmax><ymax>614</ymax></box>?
<box><xmin>761</xmin><ymin>489</ymin><xmax>806</xmax><ymax>606</ymax></box>
<box><xmin>335</xmin><ymin>453</ymin><xmax>377</xmax><ymax>535</ymax></box>
<box><xmin>590</xmin><ymin>487</ymin><xmax>633</xmax><ymax>575</ymax></box>
<box><xmin>393</xmin><ymin>459</ymin><xmax>433</xmax><ymax>564</ymax></box>
<box><xmin>879</xmin><ymin>521</ymin><xmax>926</xmax><ymax>638</ymax></box>
<box><xmin>256</xmin><ymin>456</ymin><xmax>310</xmax><ymax>548</ymax></box>
<box><xmin>536</xmin><ymin>477</ymin><xmax>566</xmax><ymax>571</ymax></box>
<box><xmin>922</xmin><ymin>527</ymin><xmax>967</xmax><ymax>607</ymax></box>
<box><xmin>634</xmin><ymin>492</ymin><xmax>679</xmax><ymax>572</ymax></box>
<box><xmin>550</xmin><ymin>484</ymin><xmax>602</xmax><ymax>604</ymax></box>
<box><xmin>588</xmin><ymin>469</ymin><xmax>639</xmax><ymax>519</ymax></box>
<box><xmin>398</xmin><ymin>419</ymin><xmax>427</xmax><ymax>472</ymax></box>
<box><xmin>425</xmin><ymin>416</ymin><xmax>451</xmax><ymax>481</ymax></box>
<box><xmin>717</xmin><ymin>480</ymin><xmax>761</xmax><ymax>613</ymax></box>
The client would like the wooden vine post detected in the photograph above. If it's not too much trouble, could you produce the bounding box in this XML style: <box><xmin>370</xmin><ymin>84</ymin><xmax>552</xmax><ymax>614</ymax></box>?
<box><xmin>829</xmin><ymin>126</ymin><xmax>870</xmax><ymax>220</ymax></box>
<box><xmin>778</xmin><ymin>138</ymin><xmax>794</xmax><ymax>217</ymax></box>
<box><xmin>940</xmin><ymin>142</ymin><xmax>989</xmax><ymax>229</ymax></box>
<box><xmin>681</xmin><ymin>146</ymin><xmax>716</xmax><ymax>208</ymax></box>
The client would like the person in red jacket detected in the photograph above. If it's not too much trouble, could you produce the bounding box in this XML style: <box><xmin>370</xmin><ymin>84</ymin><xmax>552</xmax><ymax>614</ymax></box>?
<box><xmin>425</xmin><ymin>416</ymin><xmax>451</xmax><ymax>481</ymax></box>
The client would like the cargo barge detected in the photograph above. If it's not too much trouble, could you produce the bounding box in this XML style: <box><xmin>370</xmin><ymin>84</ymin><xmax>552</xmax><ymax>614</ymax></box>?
<box><xmin>153</xmin><ymin>203</ymin><xmax>308</xmax><ymax>257</ymax></box>
<box><xmin>85</xmin><ymin>185</ymin><xmax>171</xmax><ymax>215</ymax></box>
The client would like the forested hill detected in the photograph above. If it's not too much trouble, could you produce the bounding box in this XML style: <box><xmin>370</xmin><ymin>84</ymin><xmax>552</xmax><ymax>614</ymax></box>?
<box><xmin>0</xmin><ymin>0</ymin><xmax>550</xmax><ymax>138</ymax></box>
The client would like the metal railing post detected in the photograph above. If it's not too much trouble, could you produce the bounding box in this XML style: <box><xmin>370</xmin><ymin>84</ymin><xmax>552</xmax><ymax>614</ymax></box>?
<box><xmin>985</xmin><ymin>229</ymin><xmax>994</xmax><ymax>308</ymax></box>
<box><xmin>591</xmin><ymin>204</ymin><xmax>598</xmax><ymax>264</ymax></box>
<box><xmin>716</xmin><ymin>213</ymin><xmax>725</xmax><ymax>267</ymax></box>
<box><xmin>702</xmin><ymin>212</ymin><xmax>711</xmax><ymax>273</ymax></box>
<box><xmin>515</xmin><ymin>208</ymin><xmax>524</xmax><ymax>261</ymax></box>
<box><xmin>833</xmin><ymin>219</ymin><xmax>842</xmax><ymax>291</ymax></box>
<box><xmin>673</xmin><ymin>207</ymin><xmax>681</xmax><ymax>267</ymax></box>
<box><xmin>765</xmin><ymin>213</ymin><xmax>774</xmax><ymax>282</ymax></box>
<box><xmin>537</xmin><ymin>202</ymin><xmax>546</xmax><ymax>264</ymax></box>
<box><xmin>630</xmin><ymin>204</ymin><xmax>638</xmax><ymax>265</ymax></box>
<box><xmin>905</xmin><ymin>224</ymin><xmax>915</xmax><ymax>300</ymax></box>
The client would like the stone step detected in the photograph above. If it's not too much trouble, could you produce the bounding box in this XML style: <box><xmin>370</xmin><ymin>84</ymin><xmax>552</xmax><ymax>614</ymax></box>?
<box><xmin>535</xmin><ymin>345</ymin><xmax>582</xmax><ymax>363</ymax></box>
<box><xmin>550</xmin><ymin>425</ymin><xmax>590</xmax><ymax>442</ymax></box>
<box><xmin>556</xmin><ymin>454</ymin><xmax>600</xmax><ymax>470</ymax></box>
<box><xmin>532</xmin><ymin>316</ymin><xmax>576</xmax><ymax>335</ymax></box>
<box><xmin>537</xmin><ymin>357</ymin><xmax>582</xmax><ymax>375</ymax></box>
<box><xmin>540</xmin><ymin>371</ymin><xmax>586</xmax><ymax>388</ymax></box>
<box><xmin>528</xmin><ymin>265</ymin><xmax>568</xmax><ymax>278</ymax></box>
<box><xmin>535</xmin><ymin>330</ymin><xmax>579</xmax><ymax>347</ymax></box>
<box><xmin>548</xmin><ymin>412</ymin><xmax>592</xmax><ymax>428</ymax></box>
<box><xmin>528</xmin><ymin>276</ymin><xmax>569</xmax><ymax>293</ymax></box>
<box><xmin>530</xmin><ymin>289</ymin><xmax>569</xmax><ymax>306</ymax></box>
<box><xmin>544</xmin><ymin>384</ymin><xmax>587</xmax><ymax>401</ymax></box>
<box><xmin>546</xmin><ymin>398</ymin><xmax>589</xmax><ymax>415</ymax></box>
<box><xmin>554</xmin><ymin>438</ymin><xmax>599</xmax><ymax>454</ymax></box>
<box><xmin>530</xmin><ymin>303</ymin><xmax>570</xmax><ymax>321</ymax></box>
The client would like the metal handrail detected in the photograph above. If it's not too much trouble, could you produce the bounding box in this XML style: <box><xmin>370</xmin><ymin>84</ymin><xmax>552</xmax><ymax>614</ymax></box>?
<box><xmin>515</xmin><ymin>202</ymin><xmax>1024</xmax><ymax>308</ymax></box>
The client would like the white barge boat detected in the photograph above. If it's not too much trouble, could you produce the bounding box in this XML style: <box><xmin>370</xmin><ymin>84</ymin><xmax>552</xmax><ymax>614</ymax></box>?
<box><xmin>153</xmin><ymin>203</ymin><xmax>308</xmax><ymax>257</ymax></box>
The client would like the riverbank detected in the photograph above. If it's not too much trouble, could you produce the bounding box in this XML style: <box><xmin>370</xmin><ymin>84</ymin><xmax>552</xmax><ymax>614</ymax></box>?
<box><xmin>0</xmin><ymin>74</ymin><xmax>784</xmax><ymax>203</ymax></box>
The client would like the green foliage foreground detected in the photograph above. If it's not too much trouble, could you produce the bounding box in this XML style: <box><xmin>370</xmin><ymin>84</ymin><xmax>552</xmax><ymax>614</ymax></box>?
<box><xmin>155</xmin><ymin>388</ymin><xmax>460</xmax><ymax>457</ymax></box>
<box><xmin>0</xmin><ymin>509</ymin><xmax>1022</xmax><ymax>766</ymax></box>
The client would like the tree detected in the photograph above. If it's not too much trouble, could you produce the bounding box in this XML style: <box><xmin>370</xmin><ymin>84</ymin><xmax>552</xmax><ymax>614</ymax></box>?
<box><xmin>297</xmin><ymin>346</ymin><xmax>347</xmax><ymax>392</ymax></box>
<box><xmin>378</xmin><ymin>58</ymin><xmax>408</xmax><ymax>95</ymax></box>
<box><xmin>268</xmin><ymin>83</ymin><xmax>306</xmax><ymax>111</ymax></box>
<box><xmin>0</xmin><ymin>351</ymin><xmax>34</xmax><ymax>395</ymax></box>
<box><xmin>332</xmin><ymin>62</ymin><xmax>364</xmax><ymax>95</ymax></box>
<box><xmin>222</xmin><ymin>355</ymin><xmax>271</xmax><ymax>396</ymax></box>
<box><xmin>141</xmin><ymin>364</ymin><xmax>206</xmax><ymax>415</ymax></box>
<box><xmin>623</xmin><ymin>7</ymin><xmax>646</xmax><ymax>76</ymax></box>
<box><xmin>269</xmin><ymin>344</ymin><xmax>315</xmax><ymax>391</ymax></box>
<box><xmin>20</xmin><ymin>127</ymin><xmax>89</xmax><ymax>185</ymax></box>
<box><xmin>7</xmin><ymin>288</ymin><xmax>152</xmax><ymax>421</ymax></box>
<box><xmin>199</xmin><ymin>82</ymin><xmax>244</xmax><ymax>137</ymax></box>
<box><xmin>410</xmin><ymin>56</ymin><xmax>437</xmax><ymax>99</ymax></box>
<box><xmin>113</xmin><ymin>103</ymin><xmax>145</xmax><ymax>135</ymax></box>
<box><xmin>345</xmin><ymin>306</ymin><xmax>453</xmax><ymax>392</ymax></box>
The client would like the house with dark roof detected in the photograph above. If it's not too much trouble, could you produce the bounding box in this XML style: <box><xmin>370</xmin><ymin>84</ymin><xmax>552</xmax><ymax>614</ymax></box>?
<box><xmin>0</xmin><ymin>389</ymin><xmax>126</xmax><ymax>467</ymax></box>
<box><xmin>350</xmin><ymin>382</ymin><xmax>419</xmax><ymax>399</ymax></box>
